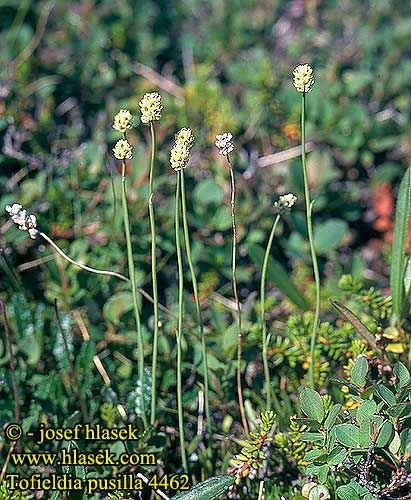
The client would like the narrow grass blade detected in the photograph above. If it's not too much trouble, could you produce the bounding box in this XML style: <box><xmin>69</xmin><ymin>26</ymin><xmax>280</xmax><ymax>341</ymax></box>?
<box><xmin>391</xmin><ymin>166</ymin><xmax>411</xmax><ymax>320</ymax></box>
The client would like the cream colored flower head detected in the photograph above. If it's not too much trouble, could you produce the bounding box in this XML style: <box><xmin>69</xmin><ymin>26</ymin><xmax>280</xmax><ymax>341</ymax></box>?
<box><xmin>274</xmin><ymin>193</ymin><xmax>297</xmax><ymax>214</ymax></box>
<box><xmin>139</xmin><ymin>92</ymin><xmax>162</xmax><ymax>124</ymax></box>
<box><xmin>113</xmin><ymin>138</ymin><xmax>133</xmax><ymax>160</ymax></box>
<box><xmin>292</xmin><ymin>64</ymin><xmax>314</xmax><ymax>93</ymax></box>
<box><xmin>5</xmin><ymin>203</ymin><xmax>38</xmax><ymax>239</ymax></box>
<box><xmin>170</xmin><ymin>143</ymin><xmax>190</xmax><ymax>171</ymax></box>
<box><xmin>215</xmin><ymin>132</ymin><xmax>234</xmax><ymax>156</ymax></box>
<box><xmin>112</xmin><ymin>109</ymin><xmax>133</xmax><ymax>133</ymax></box>
<box><xmin>175</xmin><ymin>128</ymin><xmax>195</xmax><ymax>149</ymax></box>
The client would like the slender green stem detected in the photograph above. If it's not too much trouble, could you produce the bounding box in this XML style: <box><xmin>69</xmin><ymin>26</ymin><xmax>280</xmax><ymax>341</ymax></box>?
<box><xmin>180</xmin><ymin>170</ymin><xmax>211</xmax><ymax>435</ymax></box>
<box><xmin>39</xmin><ymin>232</ymin><xmax>129</xmax><ymax>282</ymax></box>
<box><xmin>227</xmin><ymin>157</ymin><xmax>249</xmax><ymax>435</ymax></box>
<box><xmin>120</xmin><ymin>160</ymin><xmax>147</xmax><ymax>428</ymax></box>
<box><xmin>148</xmin><ymin>121</ymin><xmax>160</xmax><ymax>426</ymax></box>
<box><xmin>301</xmin><ymin>93</ymin><xmax>321</xmax><ymax>389</ymax></box>
<box><xmin>175</xmin><ymin>170</ymin><xmax>188</xmax><ymax>472</ymax></box>
<box><xmin>260</xmin><ymin>213</ymin><xmax>281</xmax><ymax>410</ymax></box>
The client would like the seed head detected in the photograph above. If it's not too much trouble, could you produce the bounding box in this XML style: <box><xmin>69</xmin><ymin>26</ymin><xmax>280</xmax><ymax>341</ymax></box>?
<box><xmin>292</xmin><ymin>64</ymin><xmax>314</xmax><ymax>93</ymax></box>
<box><xmin>5</xmin><ymin>203</ymin><xmax>38</xmax><ymax>239</ymax></box>
<box><xmin>138</xmin><ymin>92</ymin><xmax>162</xmax><ymax>124</ymax></box>
<box><xmin>112</xmin><ymin>109</ymin><xmax>133</xmax><ymax>132</ymax></box>
<box><xmin>170</xmin><ymin>143</ymin><xmax>190</xmax><ymax>171</ymax></box>
<box><xmin>215</xmin><ymin>132</ymin><xmax>234</xmax><ymax>156</ymax></box>
<box><xmin>175</xmin><ymin>128</ymin><xmax>195</xmax><ymax>149</ymax></box>
<box><xmin>274</xmin><ymin>193</ymin><xmax>297</xmax><ymax>214</ymax></box>
<box><xmin>112</xmin><ymin>139</ymin><xmax>133</xmax><ymax>160</ymax></box>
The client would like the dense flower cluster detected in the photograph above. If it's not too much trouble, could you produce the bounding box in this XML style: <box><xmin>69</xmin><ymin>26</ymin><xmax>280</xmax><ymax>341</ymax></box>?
<box><xmin>5</xmin><ymin>203</ymin><xmax>38</xmax><ymax>239</ymax></box>
<box><xmin>175</xmin><ymin>127</ymin><xmax>195</xmax><ymax>149</ymax></box>
<box><xmin>292</xmin><ymin>64</ymin><xmax>315</xmax><ymax>93</ymax></box>
<box><xmin>112</xmin><ymin>109</ymin><xmax>133</xmax><ymax>132</ymax></box>
<box><xmin>170</xmin><ymin>127</ymin><xmax>194</xmax><ymax>171</ymax></box>
<box><xmin>170</xmin><ymin>143</ymin><xmax>191</xmax><ymax>171</ymax></box>
<box><xmin>215</xmin><ymin>132</ymin><xmax>234</xmax><ymax>156</ymax></box>
<box><xmin>138</xmin><ymin>92</ymin><xmax>162</xmax><ymax>124</ymax></box>
<box><xmin>274</xmin><ymin>193</ymin><xmax>297</xmax><ymax>213</ymax></box>
<box><xmin>112</xmin><ymin>139</ymin><xmax>133</xmax><ymax>160</ymax></box>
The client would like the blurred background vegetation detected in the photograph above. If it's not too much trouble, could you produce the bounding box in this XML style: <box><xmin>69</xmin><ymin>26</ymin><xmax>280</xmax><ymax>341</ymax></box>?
<box><xmin>0</xmin><ymin>0</ymin><xmax>410</xmax><ymax>496</ymax></box>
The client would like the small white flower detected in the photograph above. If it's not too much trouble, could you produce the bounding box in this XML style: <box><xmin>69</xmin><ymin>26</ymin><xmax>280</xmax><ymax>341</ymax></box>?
<box><xmin>138</xmin><ymin>92</ymin><xmax>162</xmax><ymax>124</ymax></box>
<box><xmin>274</xmin><ymin>193</ymin><xmax>297</xmax><ymax>213</ymax></box>
<box><xmin>5</xmin><ymin>203</ymin><xmax>38</xmax><ymax>239</ymax></box>
<box><xmin>112</xmin><ymin>109</ymin><xmax>133</xmax><ymax>132</ymax></box>
<box><xmin>112</xmin><ymin>138</ymin><xmax>133</xmax><ymax>160</ymax></box>
<box><xmin>215</xmin><ymin>132</ymin><xmax>234</xmax><ymax>156</ymax></box>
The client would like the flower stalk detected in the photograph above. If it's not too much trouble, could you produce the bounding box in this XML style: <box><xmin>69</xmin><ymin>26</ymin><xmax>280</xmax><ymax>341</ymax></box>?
<box><xmin>148</xmin><ymin>121</ymin><xmax>160</xmax><ymax>426</ymax></box>
<box><xmin>260</xmin><ymin>213</ymin><xmax>281</xmax><ymax>411</ymax></box>
<box><xmin>120</xmin><ymin>158</ymin><xmax>148</xmax><ymax>427</ymax></box>
<box><xmin>180</xmin><ymin>168</ymin><xmax>211</xmax><ymax>435</ymax></box>
<box><xmin>175</xmin><ymin>169</ymin><xmax>188</xmax><ymax>472</ymax></box>
<box><xmin>293</xmin><ymin>65</ymin><xmax>321</xmax><ymax>388</ymax></box>
<box><xmin>215</xmin><ymin>132</ymin><xmax>248</xmax><ymax>435</ymax></box>
<box><xmin>228</xmin><ymin>157</ymin><xmax>248</xmax><ymax>435</ymax></box>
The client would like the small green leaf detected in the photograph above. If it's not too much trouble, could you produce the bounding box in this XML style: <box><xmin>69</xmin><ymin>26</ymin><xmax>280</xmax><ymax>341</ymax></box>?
<box><xmin>327</xmin><ymin>446</ymin><xmax>347</xmax><ymax>466</ymax></box>
<box><xmin>374</xmin><ymin>385</ymin><xmax>396</xmax><ymax>407</ymax></box>
<box><xmin>356</xmin><ymin>400</ymin><xmax>377</xmax><ymax>423</ymax></box>
<box><xmin>336</xmin><ymin>485</ymin><xmax>361</xmax><ymax>500</ymax></box>
<box><xmin>304</xmin><ymin>449</ymin><xmax>326</xmax><ymax>462</ymax></box>
<box><xmin>350</xmin><ymin>356</ymin><xmax>368</xmax><ymax>387</ymax></box>
<box><xmin>391</xmin><ymin>165</ymin><xmax>411</xmax><ymax>319</ymax></box>
<box><xmin>394</xmin><ymin>361</ymin><xmax>411</xmax><ymax>387</ymax></box>
<box><xmin>358</xmin><ymin>418</ymin><xmax>373</xmax><ymax>448</ymax></box>
<box><xmin>299</xmin><ymin>432</ymin><xmax>325</xmax><ymax>444</ymax></box>
<box><xmin>389</xmin><ymin>431</ymin><xmax>401</xmax><ymax>454</ymax></box>
<box><xmin>376</xmin><ymin>421</ymin><xmax>393</xmax><ymax>448</ymax></box>
<box><xmin>389</xmin><ymin>403</ymin><xmax>411</xmax><ymax>420</ymax></box>
<box><xmin>172</xmin><ymin>476</ymin><xmax>235</xmax><ymax>500</ymax></box>
<box><xmin>300</xmin><ymin>388</ymin><xmax>325</xmax><ymax>423</ymax></box>
<box><xmin>334</xmin><ymin>423</ymin><xmax>359</xmax><ymax>448</ymax></box>
<box><xmin>324</xmin><ymin>403</ymin><xmax>342</xmax><ymax>430</ymax></box>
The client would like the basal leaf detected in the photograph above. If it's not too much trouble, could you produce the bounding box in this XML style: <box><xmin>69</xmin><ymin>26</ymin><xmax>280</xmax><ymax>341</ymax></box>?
<box><xmin>172</xmin><ymin>475</ymin><xmax>235</xmax><ymax>500</ymax></box>
<box><xmin>391</xmin><ymin>166</ymin><xmax>411</xmax><ymax>319</ymax></box>
<box><xmin>248</xmin><ymin>244</ymin><xmax>307</xmax><ymax>309</ymax></box>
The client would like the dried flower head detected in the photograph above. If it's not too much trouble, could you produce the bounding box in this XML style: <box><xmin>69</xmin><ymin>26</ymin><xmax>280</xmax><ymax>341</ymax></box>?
<box><xmin>112</xmin><ymin>109</ymin><xmax>133</xmax><ymax>132</ymax></box>
<box><xmin>215</xmin><ymin>132</ymin><xmax>234</xmax><ymax>156</ymax></box>
<box><xmin>170</xmin><ymin>143</ymin><xmax>190</xmax><ymax>171</ymax></box>
<box><xmin>292</xmin><ymin>64</ymin><xmax>314</xmax><ymax>93</ymax></box>
<box><xmin>274</xmin><ymin>193</ymin><xmax>297</xmax><ymax>214</ymax></box>
<box><xmin>138</xmin><ymin>92</ymin><xmax>162</xmax><ymax>124</ymax></box>
<box><xmin>113</xmin><ymin>139</ymin><xmax>133</xmax><ymax>160</ymax></box>
<box><xmin>5</xmin><ymin>203</ymin><xmax>38</xmax><ymax>239</ymax></box>
<box><xmin>175</xmin><ymin>128</ymin><xmax>195</xmax><ymax>149</ymax></box>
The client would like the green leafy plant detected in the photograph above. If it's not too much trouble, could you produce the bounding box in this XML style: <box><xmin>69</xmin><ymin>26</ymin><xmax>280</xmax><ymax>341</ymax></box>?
<box><xmin>297</xmin><ymin>357</ymin><xmax>411</xmax><ymax>499</ymax></box>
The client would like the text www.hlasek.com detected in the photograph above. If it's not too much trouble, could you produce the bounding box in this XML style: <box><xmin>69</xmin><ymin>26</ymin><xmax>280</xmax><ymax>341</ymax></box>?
<box><xmin>11</xmin><ymin>449</ymin><xmax>156</xmax><ymax>467</ymax></box>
